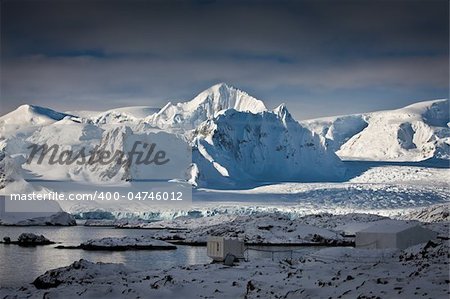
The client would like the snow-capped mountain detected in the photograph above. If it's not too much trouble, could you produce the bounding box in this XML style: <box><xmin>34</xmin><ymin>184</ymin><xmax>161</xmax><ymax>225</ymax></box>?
<box><xmin>0</xmin><ymin>84</ymin><xmax>448</xmax><ymax>191</ymax></box>
<box><xmin>146</xmin><ymin>83</ymin><xmax>267</xmax><ymax>130</ymax></box>
<box><xmin>303</xmin><ymin>99</ymin><xmax>449</xmax><ymax>161</ymax></box>
<box><xmin>189</xmin><ymin>104</ymin><xmax>343</xmax><ymax>187</ymax></box>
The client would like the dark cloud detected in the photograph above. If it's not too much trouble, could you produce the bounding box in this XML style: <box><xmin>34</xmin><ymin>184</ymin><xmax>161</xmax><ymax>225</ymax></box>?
<box><xmin>1</xmin><ymin>0</ymin><xmax>448</xmax><ymax>119</ymax></box>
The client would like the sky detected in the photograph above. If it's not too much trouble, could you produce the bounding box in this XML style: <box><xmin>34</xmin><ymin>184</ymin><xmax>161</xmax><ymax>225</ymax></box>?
<box><xmin>1</xmin><ymin>0</ymin><xmax>449</xmax><ymax>120</ymax></box>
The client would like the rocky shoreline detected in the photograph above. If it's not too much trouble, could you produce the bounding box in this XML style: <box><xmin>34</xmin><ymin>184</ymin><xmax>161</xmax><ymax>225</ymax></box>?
<box><xmin>1</xmin><ymin>240</ymin><xmax>448</xmax><ymax>298</ymax></box>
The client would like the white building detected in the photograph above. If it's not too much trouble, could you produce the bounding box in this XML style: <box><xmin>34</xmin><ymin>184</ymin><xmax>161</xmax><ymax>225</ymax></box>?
<box><xmin>207</xmin><ymin>237</ymin><xmax>245</xmax><ymax>261</ymax></box>
<box><xmin>355</xmin><ymin>221</ymin><xmax>437</xmax><ymax>249</ymax></box>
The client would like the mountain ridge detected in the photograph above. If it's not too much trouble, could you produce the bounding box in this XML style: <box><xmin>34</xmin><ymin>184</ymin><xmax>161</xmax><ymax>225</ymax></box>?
<box><xmin>1</xmin><ymin>85</ymin><xmax>448</xmax><ymax>166</ymax></box>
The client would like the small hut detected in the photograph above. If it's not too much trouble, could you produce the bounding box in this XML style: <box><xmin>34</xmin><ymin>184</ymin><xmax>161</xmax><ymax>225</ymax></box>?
<box><xmin>207</xmin><ymin>236</ymin><xmax>244</xmax><ymax>261</ymax></box>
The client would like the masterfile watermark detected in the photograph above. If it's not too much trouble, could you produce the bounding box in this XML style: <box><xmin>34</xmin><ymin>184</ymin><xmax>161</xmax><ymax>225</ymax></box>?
<box><xmin>3</xmin><ymin>129</ymin><xmax>193</xmax><ymax>213</ymax></box>
<box><xmin>9</xmin><ymin>191</ymin><xmax>186</xmax><ymax>201</ymax></box>
<box><xmin>27</xmin><ymin>141</ymin><xmax>170</xmax><ymax>166</ymax></box>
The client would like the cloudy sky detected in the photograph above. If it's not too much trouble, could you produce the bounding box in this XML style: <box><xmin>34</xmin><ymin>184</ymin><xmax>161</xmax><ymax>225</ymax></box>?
<box><xmin>1</xmin><ymin>0</ymin><xmax>448</xmax><ymax>120</ymax></box>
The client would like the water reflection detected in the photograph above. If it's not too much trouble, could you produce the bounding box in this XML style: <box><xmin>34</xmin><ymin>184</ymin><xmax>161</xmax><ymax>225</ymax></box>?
<box><xmin>0</xmin><ymin>226</ymin><xmax>209</xmax><ymax>288</ymax></box>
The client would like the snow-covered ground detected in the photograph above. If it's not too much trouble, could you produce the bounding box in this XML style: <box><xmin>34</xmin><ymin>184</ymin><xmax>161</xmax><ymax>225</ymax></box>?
<box><xmin>1</xmin><ymin>240</ymin><xmax>448</xmax><ymax>298</ymax></box>
<box><xmin>78</xmin><ymin>236</ymin><xmax>176</xmax><ymax>250</ymax></box>
<box><xmin>120</xmin><ymin>213</ymin><xmax>349</xmax><ymax>245</ymax></box>
<box><xmin>107</xmin><ymin>207</ymin><xmax>449</xmax><ymax>244</ymax></box>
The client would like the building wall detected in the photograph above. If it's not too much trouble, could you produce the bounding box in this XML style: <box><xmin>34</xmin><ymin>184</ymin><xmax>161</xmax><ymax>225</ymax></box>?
<box><xmin>396</xmin><ymin>227</ymin><xmax>437</xmax><ymax>249</ymax></box>
<box><xmin>356</xmin><ymin>226</ymin><xmax>437</xmax><ymax>249</ymax></box>
<box><xmin>356</xmin><ymin>232</ymin><xmax>397</xmax><ymax>249</ymax></box>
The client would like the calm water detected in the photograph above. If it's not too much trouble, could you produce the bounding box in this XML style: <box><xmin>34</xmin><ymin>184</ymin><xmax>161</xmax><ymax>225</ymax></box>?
<box><xmin>0</xmin><ymin>226</ymin><xmax>317</xmax><ymax>288</ymax></box>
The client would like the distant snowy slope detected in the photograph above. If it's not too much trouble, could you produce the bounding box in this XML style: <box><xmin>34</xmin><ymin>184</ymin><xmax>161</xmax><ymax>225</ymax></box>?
<box><xmin>189</xmin><ymin>104</ymin><xmax>343</xmax><ymax>187</ymax></box>
<box><xmin>146</xmin><ymin>83</ymin><xmax>267</xmax><ymax>130</ymax></box>
<box><xmin>303</xmin><ymin>99</ymin><xmax>449</xmax><ymax>161</ymax></box>
<box><xmin>0</xmin><ymin>105</ymin><xmax>75</xmax><ymax>134</ymax></box>
<box><xmin>103</xmin><ymin>106</ymin><xmax>160</xmax><ymax>119</ymax></box>
<box><xmin>303</xmin><ymin>115</ymin><xmax>369</xmax><ymax>152</ymax></box>
<box><xmin>89</xmin><ymin>106</ymin><xmax>160</xmax><ymax>124</ymax></box>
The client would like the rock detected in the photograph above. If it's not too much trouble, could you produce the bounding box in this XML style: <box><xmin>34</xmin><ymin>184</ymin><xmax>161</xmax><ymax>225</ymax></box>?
<box><xmin>33</xmin><ymin>259</ymin><xmax>128</xmax><ymax>289</ymax></box>
<box><xmin>3</xmin><ymin>236</ymin><xmax>11</xmax><ymax>244</ymax></box>
<box><xmin>17</xmin><ymin>233</ymin><xmax>53</xmax><ymax>246</ymax></box>
<box><xmin>224</xmin><ymin>254</ymin><xmax>236</xmax><ymax>266</ymax></box>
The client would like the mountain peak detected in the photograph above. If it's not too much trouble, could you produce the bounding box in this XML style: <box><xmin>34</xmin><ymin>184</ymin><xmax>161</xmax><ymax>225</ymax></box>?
<box><xmin>190</xmin><ymin>83</ymin><xmax>267</xmax><ymax>118</ymax></box>
<box><xmin>273</xmin><ymin>103</ymin><xmax>292</xmax><ymax>122</ymax></box>
<box><xmin>17</xmin><ymin>104</ymin><xmax>32</xmax><ymax>110</ymax></box>
<box><xmin>209</xmin><ymin>82</ymin><xmax>232</xmax><ymax>91</ymax></box>
<box><xmin>197</xmin><ymin>83</ymin><xmax>245</xmax><ymax>101</ymax></box>
<box><xmin>148</xmin><ymin>83</ymin><xmax>267</xmax><ymax>130</ymax></box>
